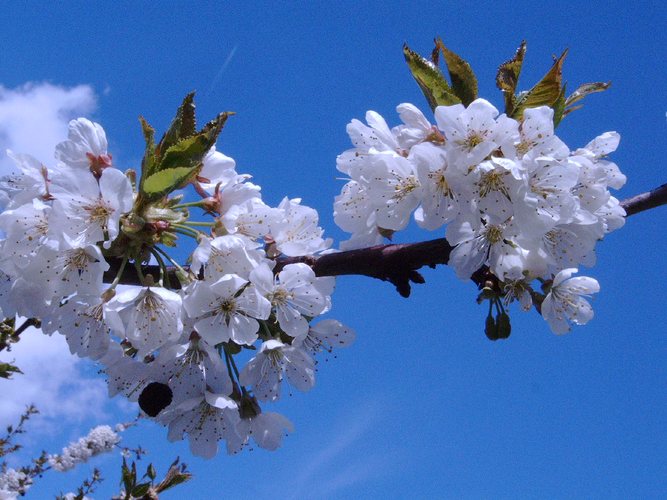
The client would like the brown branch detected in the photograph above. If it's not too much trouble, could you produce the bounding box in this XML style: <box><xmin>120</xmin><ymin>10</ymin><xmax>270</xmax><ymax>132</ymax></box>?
<box><xmin>104</xmin><ymin>184</ymin><xmax>666</xmax><ymax>296</ymax></box>
<box><xmin>619</xmin><ymin>183</ymin><xmax>667</xmax><ymax>217</ymax></box>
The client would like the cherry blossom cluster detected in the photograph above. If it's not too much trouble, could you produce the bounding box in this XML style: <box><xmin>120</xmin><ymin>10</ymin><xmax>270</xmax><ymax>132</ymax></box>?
<box><xmin>335</xmin><ymin>99</ymin><xmax>625</xmax><ymax>333</ymax></box>
<box><xmin>48</xmin><ymin>424</ymin><xmax>122</xmax><ymax>472</ymax></box>
<box><xmin>0</xmin><ymin>468</ymin><xmax>31</xmax><ymax>498</ymax></box>
<box><xmin>0</xmin><ymin>118</ymin><xmax>354</xmax><ymax>458</ymax></box>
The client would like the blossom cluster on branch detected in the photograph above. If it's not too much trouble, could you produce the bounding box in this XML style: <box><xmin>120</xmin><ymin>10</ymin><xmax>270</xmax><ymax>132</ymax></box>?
<box><xmin>0</xmin><ymin>104</ymin><xmax>354</xmax><ymax>458</ymax></box>
<box><xmin>334</xmin><ymin>98</ymin><xmax>624</xmax><ymax>333</ymax></box>
<box><xmin>0</xmin><ymin>40</ymin><xmax>649</xmax><ymax>459</ymax></box>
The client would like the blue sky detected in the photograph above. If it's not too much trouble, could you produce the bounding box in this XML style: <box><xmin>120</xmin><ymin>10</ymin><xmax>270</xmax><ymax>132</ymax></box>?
<box><xmin>0</xmin><ymin>1</ymin><xmax>665</xmax><ymax>498</ymax></box>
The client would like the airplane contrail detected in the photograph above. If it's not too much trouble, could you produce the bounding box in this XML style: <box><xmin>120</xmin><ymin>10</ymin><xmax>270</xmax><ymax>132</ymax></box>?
<box><xmin>205</xmin><ymin>45</ymin><xmax>238</xmax><ymax>96</ymax></box>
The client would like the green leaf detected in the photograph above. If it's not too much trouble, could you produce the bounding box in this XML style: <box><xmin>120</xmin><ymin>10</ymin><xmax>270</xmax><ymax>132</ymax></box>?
<box><xmin>435</xmin><ymin>38</ymin><xmax>478</xmax><ymax>106</ymax></box>
<box><xmin>131</xmin><ymin>482</ymin><xmax>151</xmax><ymax>497</ymax></box>
<box><xmin>562</xmin><ymin>81</ymin><xmax>611</xmax><ymax>120</ymax></box>
<box><xmin>156</xmin><ymin>92</ymin><xmax>197</xmax><ymax>159</ymax></box>
<box><xmin>121</xmin><ymin>457</ymin><xmax>135</xmax><ymax>494</ymax></box>
<box><xmin>159</xmin><ymin>112</ymin><xmax>230</xmax><ymax>172</ymax></box>
<box><xmin>403</xmin><ymin>43</ymin><xmax>460</xmax><ymax>111</ymax></box>
<box><xmin>143</xmin><ymin>167</ymin><xmax>197</xmax><ymax>199</ymax></box>
<box><xmin>512</xmin><ymin>49</ymin><xmax>568</xmax><ymax>120</ymax></box>
<box><xmin>496</xmin><ymin>40</ymin><xmax>527</xmax><ymax>116</ymax></box>
<box><xmin>552</xmin><ymin>84</ymin><xmax>568</xmax><ymax>128</ymax></box>
<box><xmin>0</xmin><ymin>362</ymin><xmax>22</xmax><ymax>379</ymax></box>
<box><xmin>139</xmin><ymin>112</ymin><xmax>231</xmax><ymax>201</ymax></box>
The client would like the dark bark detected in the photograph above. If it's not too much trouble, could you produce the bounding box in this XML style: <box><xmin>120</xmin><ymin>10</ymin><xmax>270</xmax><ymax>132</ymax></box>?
<box><xmin>103</xmin><ymin>185</ymin><xmax>667</xmax><ymax>295</ymax></box>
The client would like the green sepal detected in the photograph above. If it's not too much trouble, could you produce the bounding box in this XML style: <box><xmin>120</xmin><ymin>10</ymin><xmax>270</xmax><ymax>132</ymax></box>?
<box><xmin>496</xmin><ymin>41</ymin><xmax>527</xmax><ymax>116</ymax></box>
<box><xmin>435</xmin><ymin>38</ymin><xmax>478</xmax><ymax>106</ymax></box>
<box><xmin>511</xmin><ymin>49</ymin><xmax>568</xmax><ymax>120</ymax></box>
<box><xmin>403</xmin><ymin>43</ymin><xmax>460</xmax><ymax>111</ymax></box>
<box><xmin>156</xmin><ymin>92</ymin><xmax>197</xmax><ymax>159</ymax></box>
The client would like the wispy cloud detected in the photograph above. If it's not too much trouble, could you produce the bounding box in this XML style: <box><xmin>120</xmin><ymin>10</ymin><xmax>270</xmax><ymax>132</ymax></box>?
<box><xmin>284</xmin><ymin>400</ymin><xmax>395</xmax><ymax>499</ymax></box>
<box><xmin>205</xmin><ymin>45</ymin><xmax>238</xmax><ymax>96</ymax></box>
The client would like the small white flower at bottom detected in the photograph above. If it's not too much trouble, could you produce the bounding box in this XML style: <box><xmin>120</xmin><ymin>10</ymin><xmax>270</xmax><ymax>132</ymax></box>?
<box><xmin>541</xmin><ymin>268</ymin><xmax>600</xmax><ymax>334</ymax></box>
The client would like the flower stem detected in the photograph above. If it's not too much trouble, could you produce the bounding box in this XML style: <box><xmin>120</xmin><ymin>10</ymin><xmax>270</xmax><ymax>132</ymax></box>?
<box><xmin>172</xmin><ymin>200</ymin><xmax>207</xmax><ymax>210</ymax></box>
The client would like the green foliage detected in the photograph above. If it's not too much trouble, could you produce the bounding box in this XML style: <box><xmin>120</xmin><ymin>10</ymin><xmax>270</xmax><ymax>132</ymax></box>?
<box><xmin>435</xmin><ymin>38</ymin><xmax>478</xmax><ymax>106</ymax></box>
<box><xmin>494</xmin><ymin>41</ymin><xmax>610</xmax><ymax>126</ymax></box>
<box><xmin>156</xmin><ymin>91</ymin><xmax>197</xmax><ymax>158</ymax></box>
<box><xmin>136</xmin><ymin>93</ymin><xmax>232</xmax><ymax>205</ymax></box>
<box><xmin>0</xmin><ymin>361</ymin><xmax>22</xmax><ymax>379</ymax></box>
<box><xmin>406</xmin><ymin>39</ymin><xmax>610</xmax><ymax>127</ymax></box>
<box><xmin>511</xmin><ymin>49</ymin><xmax>568</xmax><ymax>121</ymax></box>
<box><xmin>403</xmin><ymin>43</ymin><xmax>460</xmax><ymax>110</ymax></box>
<box><xmin>556</xmin><ymin>81</ymin><xmax>612</xmax><ymax>126</ymax></box>
<box><xmin>495</xmin><ymin>41</ymin><xmax>527</xmax><ymax>117</ymax></box>
<box><xmin>120</xmin><ymin>456</ymin><xmax>191</xmax><ymax>499</ymax></box>
<box><xmin>403</xmin><ymin>39</ymin><xmax>479</xmax><ymax>110</ymax></box>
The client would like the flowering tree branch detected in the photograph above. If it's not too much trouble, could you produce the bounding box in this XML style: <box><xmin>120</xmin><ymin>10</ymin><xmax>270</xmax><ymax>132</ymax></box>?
<box><xmin>103</xmin><ymin>184</ymin><xmax>666</xmax><ymax>297</ymax></box>
<box><xmin>618</xmin><ymin>182</ymin><xmax>667</xmax><ymax>217</ymax></box>
<box><xmin>2</xmin><ymin>40</ymin><xmax>661</xmax><ymax>458</ymax></box>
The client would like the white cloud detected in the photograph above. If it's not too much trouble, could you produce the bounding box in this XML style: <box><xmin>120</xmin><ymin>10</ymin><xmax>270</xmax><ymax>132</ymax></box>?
<box><xmin>0</xmin><ymin>83</ymin><xmax>124</xmax><ymax>436</ymax></box>
<box><xmin>0</xmin><ymin>323</ymin><xmax>110</xmax><ymax>428</ymax></box>
<box><xmin>0</xmin><ymin>82</ymin><xmax>96</xmax><ymax>175</ymax></box>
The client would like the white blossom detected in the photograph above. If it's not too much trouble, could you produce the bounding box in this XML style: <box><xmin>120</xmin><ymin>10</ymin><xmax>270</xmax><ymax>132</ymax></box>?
<box><xmin>541</xmin><ymin>268</ymin><xmax>600</xmax><ymax>334</ymax></box>
<box><xmin>48</xmin><ymin>425</ymin><xmax>121</xmax><ymax>471</ymax></box>
<box><xmin>239</xmin><ymin>339</ymin><xmax>315</xmax><ymax>402</ymax></box>
<box><xmin>104</xmin><ymin>286</ymin><xmax>183</xmax><ymax>357</ymax></box>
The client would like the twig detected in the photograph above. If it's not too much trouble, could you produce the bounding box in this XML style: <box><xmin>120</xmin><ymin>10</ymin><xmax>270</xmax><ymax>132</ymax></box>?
<box><xmin>103</xmin><ymin>184</ymin><xmax>667</xmax><ymax>296</ymax></box>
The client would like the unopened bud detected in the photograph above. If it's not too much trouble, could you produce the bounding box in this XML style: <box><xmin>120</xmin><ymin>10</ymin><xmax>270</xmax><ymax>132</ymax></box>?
<box><xmin>485</xmin><ymin>314</ymin><xmax>498</xmax><ymax>341</ymax></box>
